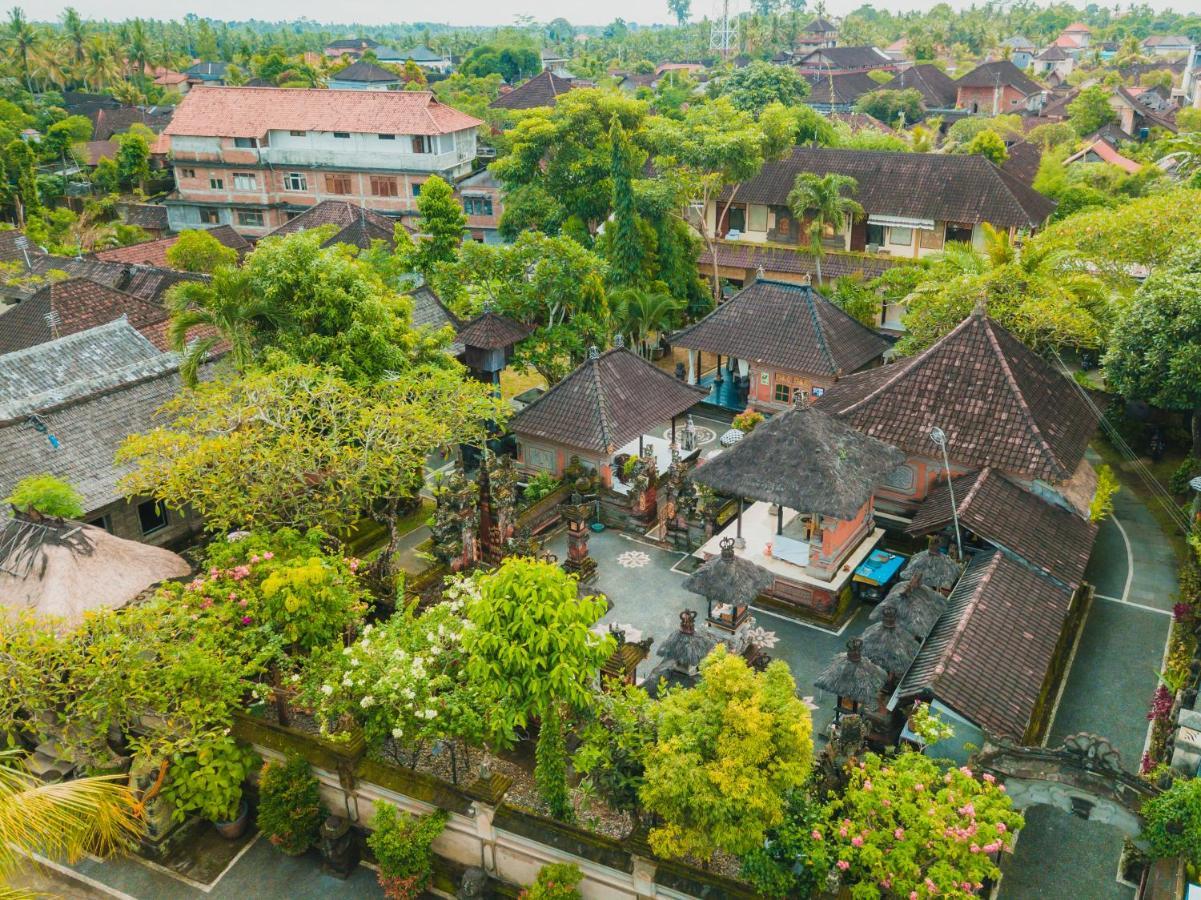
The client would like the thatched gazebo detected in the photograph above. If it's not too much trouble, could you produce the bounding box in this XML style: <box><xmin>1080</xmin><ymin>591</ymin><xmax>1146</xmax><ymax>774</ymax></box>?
<box><xmin>815</xmin><ymin>637</ymin><xmax>887</xmax><ymax>722</ymax></box>
<box><xmin>0</xmin><ymin>517</ymin><xmax>190</xmax><ymax>628</ymax></box>
<box><xmin>655</xmin><ymin>609</ymin><xmax>716</xmax><ymax>677</ymax></box>
<box><xmin>682</xmin><ymin>536</ymin><xmax>774</xmax><ymax>631</ymax></box>
<box><xmin>901</xmin><ymin>547</ymin><xmax>963</xmax><ymax>594</ymax></box>
<box><xmin>859</xmin><ymin>605</ymin><xmax>921</xmax><ymax>679</ymax></box>
<box><xmin>869</xmin><ymin>575</ymin><xmax>948</xmax><ymax>638</ymax></box>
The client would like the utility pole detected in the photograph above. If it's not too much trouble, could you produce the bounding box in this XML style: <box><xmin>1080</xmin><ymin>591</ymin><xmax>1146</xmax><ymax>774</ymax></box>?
<box><xmin>709</xmin><ymin>0</ymin><xmax>738</xmax><ymax>61</ymax></box>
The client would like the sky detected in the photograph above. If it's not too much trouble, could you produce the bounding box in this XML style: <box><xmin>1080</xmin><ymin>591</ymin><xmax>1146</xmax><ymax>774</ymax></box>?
<box><xmin>33</xmin><ymin>0</ymin><xmax>1192</xmax><ymax>29</ymax></box>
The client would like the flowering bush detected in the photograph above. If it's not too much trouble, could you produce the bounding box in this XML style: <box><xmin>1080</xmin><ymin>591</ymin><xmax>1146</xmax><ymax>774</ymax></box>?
<box><xmin>257</xmin><ymin>753</ymin><xmax>324</xmax><ymax>856</ymax></box>
<box><xmin>299</xmin><ymin>576</ymin><xmax>484</xmax><ymax>750</ymax></box>
<box><xmin>739</xmin><ymin>789</ymin><xmax>832</xmax><ymax>899</ymax></box>
<box><xmin>167</xmin><ymin>528</ymin><xmax>368</xmax><ymax>657</ymax></box>
<box><xmin>732</xmin><ymin>410</ymin><xmax>765</xmax><ymax>433</ymax></box>
<box><xmin>825</xmin><ymin>751</ymin><xmax>1023</xmax><ymax>899</ymax></box>
<box><xmin>519</xmin><ymin>862</ymin><xmax>583</xmax><ymax>899</ymax></box>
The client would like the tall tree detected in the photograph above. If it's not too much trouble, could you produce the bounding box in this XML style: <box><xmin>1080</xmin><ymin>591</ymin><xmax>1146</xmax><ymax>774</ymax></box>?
<box><xmin>4</xmin><ymin>7</ymin><xmax>40</xmax><ymax>94</ymax></box>
<box><xmin>1067</xmin><ymin>85</ymin><xmax>1117</xmax><ymax>137</ymax></box>
<box><xmin>410</xmin><ymin>174</ymin><xmax>466</xmax><ymax>278</ymax></box>
<box><xmin>1105</xmin><ymin>241</ymin><xmax>1201</xmax><ymax>457</ymax></box>
<box><xmin>5</xmin><ymin>138</ymin><xmax>38</xmax><ymax>226</ymax></box>
<box><xmin>610</xmin><ymin>287</ymin><xmax>682</xmax><ymax>357</ymax></box>
<box><xmin>60</xmin><ymin>7</ymin><xmax>87</xmax><ymax>70</ymax></box>
<box><xmin>606</xmin><ymin>116</ymin><xmax>644</xmax><ymax>287</ymax></box>
<box><xmin>667</xmin><ymin>0</ymin><xmax>691</xmax><ymax>26</ymax></box>
<box><xmin>787</xmin><ymin>172</ymin><xmax>864</xmax><ymax>285</ymax></box>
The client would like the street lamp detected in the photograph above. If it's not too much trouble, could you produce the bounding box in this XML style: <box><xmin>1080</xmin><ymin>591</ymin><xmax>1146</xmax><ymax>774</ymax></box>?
<box><xmin>929</xmin><ymin>427</ymin><xmax>963</xmax><ymax>560</ymax></box>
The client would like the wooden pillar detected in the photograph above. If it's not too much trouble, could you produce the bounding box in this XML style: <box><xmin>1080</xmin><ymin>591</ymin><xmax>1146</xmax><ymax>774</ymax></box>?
<box><xmin>714</xmin><ymin>353</ymin><xmax>723</xmax><ymax>383</ymax></box>
<box><xmin>777</xmin><ymin>503</ymin><xmax>784</xmax><ymax>535</ymax></box>
<box><xmin>671</xmin><ymin>415</ymin><xmax>677</xmax><ymax>444</ymax></box>
<box><xmin>735</xmin><ymin>498</ymin><xmax>744</xmax><ymax>548</ymax></box>
<box><xmin>687</xmin><ymin>349</ymin><xmax>698</xmax><ymax>385</ymax></box>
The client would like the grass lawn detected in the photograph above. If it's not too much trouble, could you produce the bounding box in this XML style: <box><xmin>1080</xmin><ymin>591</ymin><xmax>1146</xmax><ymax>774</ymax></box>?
<box><xmin>499</xmin><ymin>367</ymin><xmax>546</xmax><ymax>400</ymax></box>
<box><xmin>341</xmin><ymin>498</ymin><xmax>435</xmax><ymax>558</ymax></box>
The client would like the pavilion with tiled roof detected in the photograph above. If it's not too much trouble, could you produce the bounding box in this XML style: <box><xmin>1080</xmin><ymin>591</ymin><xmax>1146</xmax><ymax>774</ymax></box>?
<box><xmin>510</xmin><ymin>346</ymin><xmax>706</xmax><ymax>487</ymax></box>
<box><xmin>894</xmin><ymin>549</ymin><xmax>1083</xmax><ymax>744</ymax></box>
<box><xmin>906</xmin><ymin>467</ymin><xmax>1097</xmax><ymax>589</ymax></box>
<box><xmin>408</xmin><ymin>286</ymin><xmax>463</xmax><ymax>356</ymax></box>
<box><xmin>94</xmin><ymin>225</ymin><xmax>250</xmax><ymax>268</ymax></box>
<box><xmin>877</xmin><ymin>63</ymin><xmax>959</xmax><ymax>110</ymax></box>
<box><xmin>0</xmin><ymin>279</ymin><xmax>169</xmax><ymax>355</ymax></box>
<box><xmin>489</xmin><ymin>70</ymin><xmax>576</xmax><ymax>111</ymax></box>
<box><xmin>671</xmin><ymin>278</ymin><xmax>889</xmax><ymax>413</ymax></box>
<box><xmin>263</xmin><ymin>200</ymin><xmax>405</xmax><ymax>249</ymax></box>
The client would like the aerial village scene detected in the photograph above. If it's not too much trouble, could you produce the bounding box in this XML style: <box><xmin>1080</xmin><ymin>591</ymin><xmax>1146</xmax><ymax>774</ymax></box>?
<box><xmin>1</xmin><ymin>0</ymin><xmax>1201</xmax><ymax>897</ymax></box>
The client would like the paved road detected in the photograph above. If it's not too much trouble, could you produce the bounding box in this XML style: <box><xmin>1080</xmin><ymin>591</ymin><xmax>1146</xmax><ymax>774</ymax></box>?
<box><xmin>999</xmin><ymin>480</ymin><xmax>1176</xmax><ymax>899</ymax></box>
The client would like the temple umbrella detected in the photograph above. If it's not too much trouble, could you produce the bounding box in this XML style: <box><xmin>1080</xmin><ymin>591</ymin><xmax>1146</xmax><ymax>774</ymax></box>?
<box><xmin>656</xmin><ymin>609</ymin><xmax>716</xmax><ymax>673</ymax></box>
<box><xmin>815</xmin><ymin>637</ymin><xmax>887</xmax><ymax>712</ymax></box>
<box><xmin>859</xmin><ymin>605</ymin><xmax>921</xmax><ymax>679</ymax></box>
<box><xmin>869</xmin><ymin>575</ymin><xmax>948</xmax><ymax>638</ymax></box>
<box><xmin>901</xmin><ymin>549</ymin><xmax>963</xmax><ymax>592</ymax></box>
<box><xmin>683</xmin><ymin>536</ymin><xmax>774</xmax><ymax>629</ymax></box>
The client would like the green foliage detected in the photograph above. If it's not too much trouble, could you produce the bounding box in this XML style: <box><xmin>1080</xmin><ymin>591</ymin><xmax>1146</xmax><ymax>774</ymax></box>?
<box><xmin>573</xmin><ymin>682</ymin><xmax>657</xmax><ymax>816</ymax></box>
<box><xmin>832</xmin><ymin>123</ymin><xmax>911</xmax><ymax>152</ymax></box>
<box><xmin>431</xmin><ymin>72</ymin><xmax>504</xmax><ymax>125</ymax></box>
<box><xmin>256</xmin><ymin>753</ymin><xmax>324</xmax><ymax>855</ymax></box>
<box><xmin>411</xmin><ymin>175</ymin><xmax>466</xmax><ymax>278</ymax></box>
<box><xmin>1027</xmin><ymin>121</ymin><xmax>1079</xmax><ymax>150</ymax></box>
<box><xmin>1068</xmin><ymin>85</ymin><xmax>1118</xmax><ymax>137</ymax></box>
<box><xmin>519</xmin><ymin>862</ymin><xmax>584</xmax><ymax>900</ymax></box>
<box><xmin>460</xmin><ymin>43</ymin><xmax>539</xmax><ymax>83</ymax></box>
<box><xmin>1169</xmin><ymin>458</ymin><xmax>1201</xmax><ymax>497</ymax></box>
<box><xmin>827</xmin><ymin>751</ymin><xmax>1024</xmax><ymax>898</ymax></box>
<box><xmin>732</xmin><ymin>410</ymin><xmax>765</xmax><ymax>433</ymax></box>
<box><xmin>6</xmin><ymin>138</ymin><xmax>39</xmax><ymax>220</ymax></box>
<box><xmin>535</xmin><ymin>704</ymin><xmax>573</xmax><ymax>821</ymax></box>
<box><xmin>739</xmin><ymin>789</ymin><xmax>832</xmax><ymax>899</ymax></box>
<box><xmin>787</xmin><ymin>172</ymin><xmax>864</xmax><ymax>285</ymax></box>
<box><xmin>114</xmin><ymin>126</ymin><xmax>151</xmax><ymax>191</ymax></box>
<box><xmin>165</xmin><ymin>229</ymin><xmax>238</xmax><ymax>273</ymax></box>
<box><xmin>605</xmin><ymin>116</ymin><xmax>645</xmax><ymax>287</ymax></box>
<box><xmin>718</xmin><ymin>60</ymin><xmax>809</xmax><ymax>115</ymax></box>
<box><xmin>1141</xmin><ymin>777</ymin><xmax>1201</xmax><ymax>869</ymax></box>
<box><xmin>792</xmin><ymin>104</ymin><xmax>838</xmax><ymax>146</ymax></box>
<box><xmin>161</xmin><ymin>735</ymin><xmax>258</xmax><ymax>824</ymax></box>
<box><xmin>1090</xmin><ymin>465</ymin><xmax>1120</xmax><ymax>522</ymax></box>
<box><xmin>5</xmin><ymin>473</ymin><xmax>84</xmax><ymax>519</ymax></box>
<box><xmin>946</xmin><ymin>114</ymin><xmax>1022</xmax><ymax>147</ymax></box>
<box><xmin>640</xmin><ymin>646</ymin><xmax>813</xmax><ymax>860</ymax></box>
<box><xmin>367</xmin><ymin>802</ymin><xmax>448</xmax><ymax>900</ymax></box>
<box><xmin>963</xmin><ymin>129</ymin><xmax>1009</xmax><ymax>165</ymax></box>
<box><xmin>855</xmin><ymin>88</ymin><xmax>924</xmax><ymax>127</ymax></box>
<box><xmin>92</xmin><ymin>156</ymin><xmax>119</xmax><ymax>194</ymax></box>
<box><xmin>1177</xmin><ymin>107</ymin><xmax>1201</xmax><ymax>132</ymax></box>
<box><xmin>827</xmin><ymin>273</ymin><xmax>882</xmax><ymax>327</ymax></box>
<box><xmin>461</xmin><ymin>558</ymin><xmax>614</xmax><ymax>747</ymax></box>
<box><xmin>907</xmin><ymin>700</ymin><xmax>956</xmax><ymax>745</ymax></box>
<box><xmin>522</xmin><ymin>472</ymin><xmax>561</xmax><ymax>505</ymax></box>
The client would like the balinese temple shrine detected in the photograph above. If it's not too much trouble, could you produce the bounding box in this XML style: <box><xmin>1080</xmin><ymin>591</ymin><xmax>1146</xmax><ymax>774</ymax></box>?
<box><xmin>690</xmin><ymin>405</ymin><xmax>904</xmax><ymax>619</ymax></box>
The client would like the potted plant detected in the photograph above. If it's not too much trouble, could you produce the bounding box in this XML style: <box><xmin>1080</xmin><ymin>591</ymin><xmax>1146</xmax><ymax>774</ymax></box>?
<box><xmin>161</xmin><ymin>735</ymin><xmax>259</xmax><ymax>839</ymax></box>
<box><xmin>366</xmin><ymin>801</ymin><xmax>448</xmax><ymax>900</ymax></box>
<box><xmin>257</xmin><ymin>753</ymin><xmax>324</xmax><ymax>855</ymax></box>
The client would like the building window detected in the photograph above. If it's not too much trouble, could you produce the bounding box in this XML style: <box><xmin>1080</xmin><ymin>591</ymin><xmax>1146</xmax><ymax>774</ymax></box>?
<box><xmin>412</xmin><ymin>135</ymin><xmax>433</xmax><ymax>153</ymax></box>
<box><xmin>209</xmin><ymin>177</ymin><xmax>224</xmax><ymax>189</ymax></box>
<box><xmin>284</xmin><ymin>172</ymin><xmax>308</xmax><ymax>191</ymax></box>
<box><xmin>289</xmin><ymin>129</ymin><xmax>306</xmax><ymax>137</ymax></box>
<box><xmin>370</xmin><ymin>176</ymin><xmax>399</xmax><ymax>197</ymax></box>
<box><xmin>333</xmin><ymin>131</ymin><xmax>351</xmax><ymax>139</ymax></box>
<box><xmin>463</xmin><ymin>196</ymin><xmax>493</xmax><ymax>216</ymax></box>
<box><xmin>774</xmin><ymin>382</ymin><xmax>791</xmax><ymax>404</ymax></box>
<box><xmin>237</xmin><ymin>209</ymin><xmax>264</xmax><ymax>227</ymax></box>
<box><xmin>232</xmin><ymin>172</ymin><xmax>257</xmax><ymax>191</ymax></box>
<box><xmin>945</xmin><ymin>223</ymin><xmax>974</xmax><ymax>245</ymax></box>
<box><xmin>200</xmin><ymin>208</ymin><xmax>220</xmax><ymax>224</ymax></box>
<box><xmin>325</xmin><ymin>174</ymin><xmax>352</xmax><ymax>195</ymax></box>
<box><xmin>748</xmin><ymin>204</ymin><xmax>768</xmax><ymax>232</ymax></box>
<box><xmin>137</xmin><ymin>499</ymin><xmax>169</xmax><ymax>535</ymax></box>
<box><xmin>411</xmin><ymin>182</ymin><xmax>422</xmax><ymax>197</ymax></box>
<box><xmin>87</xmin><ymin>513</ymin><xmax>113</xmax><ymax>533</ymax></box>
<box><xmin>179</xmin><ymin>167</ymin><xmax>195</xmax><ymax>179</ymax></box>
<box><xmin>233</xmin><ymin>137</ymin><xmax>257</xmax><ymax>149</ymax></box>
<box><xmin>888</xmin><ymin>226</ymin><xmax>913</xmax><ymax>247</ymax></box>
<box><xmin>865</xmin><ymin>222</ymin><xmax>885</xmax><ymax>248</ymax></box>
<box><xmin>919</xmin><ymin>227</ymin><xmax>944</xmax><ymax>250</ymax></box>
<box><xmin>378</xmin><ymin>133</ymin><xmax>396</xmax><ymax>140</ymax></box>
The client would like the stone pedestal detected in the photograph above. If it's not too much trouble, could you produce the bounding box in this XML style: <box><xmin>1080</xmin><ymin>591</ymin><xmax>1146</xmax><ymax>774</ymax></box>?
<box><xmin>561</xmin><ymin>494</ymin><xmax>597</xmax><ymax>583</ymax></box>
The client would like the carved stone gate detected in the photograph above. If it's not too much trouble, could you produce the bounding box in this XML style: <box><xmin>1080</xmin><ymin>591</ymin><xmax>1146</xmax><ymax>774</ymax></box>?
<box><xmin>974</xmin><ymin>733</ymin><xmax>1160</xmax><ymax>845</ymax></box>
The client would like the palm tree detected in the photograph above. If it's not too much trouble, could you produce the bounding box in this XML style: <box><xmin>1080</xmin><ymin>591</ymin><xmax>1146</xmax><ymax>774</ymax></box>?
<box><xmin>610</xmin><ymin>287</ymin><xmax>682</xmax><ymax>358</ymax></box>
<box><xmin>31</xmin><ymin>38</ymin><xmax>67</xmax><ymax>91</ymax></box>
<box><xmin>60</xmin><ymin>7</ymin><xmax>86</xmax><ymax>74</ymax></box>
<box><xmin>127</xmin><ymin>19</ymin><xmax>151</xmax><ymax>82</ymax></box>
<box><xmin>83</xmin><ymin>34</ymin><xmax>120</xmax><ymax>91</ymax></box>
<box><xmin>165</xmin><ymin>267</ymin><xmax>290</xmax><ymax>386</ymax></box>
<box><xmin>787</xmin><ymin>172</ymin><xmax>865</xmax><ymax>286</ymax></box>
<box><xmin>4</xmin><ymin>8</ymin><xmax>41</xmax><ymax>95</ymax></box>
<box><xmin>0</xmin><ymin>750</ymin><xmax>144</xmax><ymax>892</ymax></box>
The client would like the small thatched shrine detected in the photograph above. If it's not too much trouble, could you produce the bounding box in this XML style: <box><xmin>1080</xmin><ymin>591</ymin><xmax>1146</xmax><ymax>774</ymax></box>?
<box><xmin>691</xmin><ymin>405</ymin><xmax>904</xmax><ymax>616</ymax></box>
<box><xmin>859</xmin><ymin>605</ymin><xmax>921</xmax><ymax>679</ymax></box>
<box><xmin>682</xmin><ymin>536</ymin><xmax>774</xmax><ymax>631</ymax></box>
<box><xmin>0</xmin><ymin>515</ymin><xmax>190</xmax><ymax>627</ymax></box>
<box><xmin>815</xmin><ymin>637</ymin><xmax>887</xmax><ymax>722</ymax></box>
<box><xmin>901</xmin><ymin>546</ymin><xmax>963</xmax><ymax>594</ymax></box>
<box><xmin>869</xmin><ymin>574</ymin><xmax>948</xmax><ymax>638</ymax></box>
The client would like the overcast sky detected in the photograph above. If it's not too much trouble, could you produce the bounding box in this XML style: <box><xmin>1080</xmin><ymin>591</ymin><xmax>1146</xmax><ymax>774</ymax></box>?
<box><xmin>32</xmin><ymin>0</ymin><xmax>1193</xmax><ymax>30</ymax></box>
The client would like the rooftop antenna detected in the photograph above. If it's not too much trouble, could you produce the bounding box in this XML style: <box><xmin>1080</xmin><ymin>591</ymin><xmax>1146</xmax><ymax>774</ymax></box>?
<box><xmin>44</xmin><ymin>309</ymin><xmax>61</xmax><ymax>339</ymax></box>
<box><xmin>14</xmin><ymin>234</ymin><xmax>31</xmax><ymax>271</ymax></box>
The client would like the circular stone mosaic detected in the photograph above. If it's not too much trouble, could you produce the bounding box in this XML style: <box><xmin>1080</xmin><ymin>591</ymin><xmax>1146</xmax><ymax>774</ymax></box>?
<box><xmin>658</xmin><ymin>425</ymin><xmax>718</xmax><ymax>447</ymax></box>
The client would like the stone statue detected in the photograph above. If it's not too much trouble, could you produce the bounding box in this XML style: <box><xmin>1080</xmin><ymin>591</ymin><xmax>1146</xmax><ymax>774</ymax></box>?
<box><xmin>319</xmin><ymin>815</ymin><xmax>359</xmax><ymax>879</ymax></box>
<box><xmin>458</xmin><ymin>866</ymin><xmax>491</xmax><ymax>899</ymax></box>
<box><xmin>128</xmin><ymin>754</ymin><xmax>177</xmax><ymax>850</ymax></box>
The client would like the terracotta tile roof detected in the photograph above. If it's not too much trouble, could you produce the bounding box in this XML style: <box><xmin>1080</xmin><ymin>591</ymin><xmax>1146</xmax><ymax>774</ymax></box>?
<box><xmin>897</xmin><ymin>549</ymin><xmax>1075</xmax><ymax>741</ymax></box>
<box><xmin>164</xmin><ymin>86</ymin><xmax>481</xmax><ymax>139</ymax></box>
<box><xmin>0</xmin><ymin>278</ymin><xmax>168</xmax><ymax>355</ymax></box>
<box><xmin>795</xmin><ymin>46</ymin><xmax>893</xmax><ymax>69</ymax></box>
<box><xmin>955</xmin><ymin>60</ymin><xmax>1043</xmax><ymax>96</ymax></box>
<box><xmin>672</xmin><ymin>279</ymin><xmax>889</xmax><ymax>378</ymax></box>
<box><xmin>804</xmin><ymin>16</ymin><xmax>838</xmax><ymax>32</ymax></box>
<box><xmin>817</xmin><ymin>311</ymin><xmax>1100</xmax><ymax>483</ymax></box>
<box><xmin>80</xmin><ymin>139</ymin><xmax>118</xmax><ymax>166</ymax></box>
<box><xmin>154</xmin><ymin>71</ymin><xmax>189</xmax><ymax>85</ymax></box>
<box><xmin>331</xmin><ymin>61</ymin><xmax>402</xmax><ymax>84</ymax></box>
<box><xmin>510</xmin><ymin>347</ymin><xmax>707</xmax><ymax>454</ymax></box>
<box><xmin>803</xmin><ymin>71</ymin><xmax>880</xmax><ymax>106</ymax></box>
<box><xmin>721</xmin><ymin>147</ymin><xmax>1056</xmax><ymax>229</ymax></box>
<box><xmin>699</xmin><ymin>241</ymin><xmax>904</xmax><ymax>281</ymax></box>
<box><xmin>1064</xmin><ymin>139</ymin><xmax>1142</xmax><ymax>175</ymax></box>
<box><xmin>827</xmin><ymin>112</ymin><xmax>896</xmax><ymax>133</ymax></box>
<box><xmin>93</xmin><ymin>225</ymin><xmax>250</xmax><ymax>268</ymax></box>
<box><xmin>878</xmin><ymin>63</ymin><xmax>959</xmax><ymax>108</ymax></box>
<box><xmin>0</xmin><ymin>230</ymin><xmax>40</xmax><ymax>264</ymax></box>
<box><xmin>89</xmin><ymin>106</ymin><xmax>173</xmax><ymax>141</ymax></box>
<box><xmin>327</xmin><ymin>38</ymin><xmax>380</xmax><ymax>51</ymax></box>
<box><xmin>907</xmin><ymin>467</ymin><xmax>1097</xmax><ymax>588</ymax></box>
<box><xmin>489</xmin><ymin>71</ymin><xmax>576</xmax><ymax>110</ymax></box>
<box><xmin>121</xmin><ymin>202</ymin><xmax>171</xmax><ymax>232</ymax></box>
<box><xmin>408</xmin><ymin>286</ymin><xmax>463</xmax><ymax>355</ymax></box>
<box><xmin>2</xmin><ymin>256</ymin><xmax>208</xmax><ymax>305</ymax></box>
<box><xmin>1000</xmin><ymin>140</ymin><xmax>1042</xmax><ymax>185</ymax></box>
<box><xmin>265</xmin><ymin>200</ymin><xmax>405</xmax><ymax>247</ymax></box>
<box><xmin>456</xmin><ymin>311</ymin><xmax>531</xmax><ymax>350</ymax></box>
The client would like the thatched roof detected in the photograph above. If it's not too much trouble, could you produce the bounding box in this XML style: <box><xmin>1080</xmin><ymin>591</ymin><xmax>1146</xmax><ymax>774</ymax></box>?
<box><xmin>682</xmin><ymin>537</ymin><xmax>774</xmax><ymax>606</ymax></box>
<box><xmin>901</xmin><ymin>548</ymin><xmax>963</xmax><ymax>591</ymax></box>
<box><xmin>690</xmin><ymin>405</ymin><xmax>905</xmax><ymax>519</ymax></box>
<box><xmin>656</xmin><ymin>609</ymin><xmax>716</xmax><ymax>668</ymax></box>
<box><xmin>815</xmin><ymin>637</ymin><xmax>886</xmax><ymax>703</ymax></box>
<box><xmin>869</xmin><ymin>576</ymin><xmax>948</xmax><ymax>637</ymax></box>
<box><xmin>860</xmin><ymin>605</ymin><xmax>921</xmax><ymax>677</ymax></box>
<box><xmin>0</xmin><ymin>518</ymin><xmax>190</xmax><ymax>627</ymax></box>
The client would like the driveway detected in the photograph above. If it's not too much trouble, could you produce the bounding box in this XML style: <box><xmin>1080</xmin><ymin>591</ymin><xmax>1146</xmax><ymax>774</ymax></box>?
<box><xmin>999</xmin><ymin>481</ymin><xmax>1177</xmax><ymax>899</ymax></box>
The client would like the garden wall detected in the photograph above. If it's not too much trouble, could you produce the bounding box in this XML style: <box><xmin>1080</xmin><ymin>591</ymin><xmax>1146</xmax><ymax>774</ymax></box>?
<box><xmin>232</xmin><ymin>713</ymin><xmax>756</xmax><ymax>899</ymax></box>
